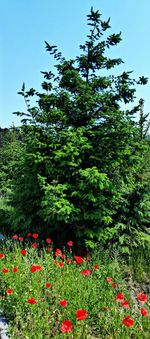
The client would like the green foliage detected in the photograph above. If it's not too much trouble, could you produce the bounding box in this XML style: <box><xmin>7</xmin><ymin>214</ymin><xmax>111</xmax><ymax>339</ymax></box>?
<box><xmin>1</xmin><ymin>7</ymin><xmax>149</xmax><ymax>252</ymax></box>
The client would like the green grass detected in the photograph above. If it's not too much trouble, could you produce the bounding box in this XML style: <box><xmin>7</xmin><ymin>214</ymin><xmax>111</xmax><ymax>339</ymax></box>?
<box><xmin>0</xmin><ymin>235</ymin><xmax>150</xmax><ymax>338</ymax></box>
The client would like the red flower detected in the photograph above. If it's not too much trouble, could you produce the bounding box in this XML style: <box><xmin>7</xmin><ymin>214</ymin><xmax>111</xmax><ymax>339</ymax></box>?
<box><xmin>6</xmin><ymin>289</ymin><xmax>13</xmax><ymax>294</ymax></box>
<box><xmin>121</xmin><ymin>300</ymin><xmax>130</xmax><ymax>309</ymax></box>
<box><xmin>141</xmin><ymin>307</ymin><xmax>149</xmax><ymax>316</ymax></box>
<box><xmin>20</xmin><ymin>249</ymin><xmax>27</xmax><ymax>255</ymax></box>
<box><xmin>58</xmin><ymin>262</ymin><xmax>64</xmax><ymax>268</ymax></box>
<box><xmin>67</xmin><ymin>241</ymin><xmax>73</xmax><ymax>246</ymax></box>
<box><xmin>32</xmin><ymin>243</ymin><xmax>38</xmax><ymax>248</ymax></box>
<box><xmin>12</xmin><ymin>234</ymin><xmax>18</xmax><ymax>240</ymax></box>
<box><xmin>137</xmin><ymin>293</ymin><xmax>147</xmax><ymax>303</ymax></box>
<box><xmin>116</xmin><ymin>293</ymin><xmax>124</xmax><ymax>302</ymax></box>
<box><xmin>32</xmin><ymin>233</ymin><xmax>38</xmax><ymax>239</ymax></box>
<box><xmin>59</xmin><ymin>299</ymin><xmax>68</xmax><ymax>307</ymax></box>
<box><xmin>66</xmin><ymin>259</ymin><xmax>71</xmax><ymax>264</ymax></box>
<box><xmin>2</xmin><ymin>268</ymin><xmax>9</xmax><ymax>273</ymax></box>
<box><xmin>45</xmin><ymin>282</ymin><xmax>51</xmax><ymax>288</ymax></box>
<box><xmin>47</xmin><ymin>247</ymin><xmax>52</xmax><ymax>252</ymax></box>
<box><xmin>80</xmin><ymin>269</ymin><xmax>92</xmax><ymax>276</ymax></box>
<box><xmin>13</xmin><ymin>267</ymin><xmax>18</xmax><ymax>273</ymax></box>
<box><xmin>74</xmin><ymin>256</ymin><xmax>84</xmax><ymax>264</ymax></box>
<box><xmin>30</xmin><ymin>265</ymin><xmax>42</xmax><ymax>273</ymax></box>
<box><xmin>27</xmin><ymin>297</ymin><xmax>38</xmax><ymax>304</ymax></box>
<box><xmin>55</xmin><ymin>248</ymin><xmax>62</xmax><ymax>257</ymax></box>
<box><xmin>106</xmin><ymin>277</ymin><xmax>113</xmax><ymax>283</ymax></box>
<box><xmin>46</xmin><ymin>238</ymin><xmax>52</xmax><ymax>244</ymax></box>
<box><xmin>102</xmin><ymin>306</ymin><xmax>109</xmax><ymax>311</ymax></box>
<box><xmin>0</xmin><ymin>253</ymin><xmax>5</xmax><ymax>259</ymax></box>
<box><xmin>94</xmin><ymin>264</ymin><xmax>99</xmax><ymax>270</ymax></box>
<box><xmin>122</xmin><ymin>315</ymin><xmax>134</xmax><ymax>327</ymax></box>
<box><xmin>60</xmin><ymin>320</ymin><xmax>72</xmax><ymax>333</ymax></box>
<box><xmin>27</xmin><ymin>233</ymin><xmax>32</xmax><ymax>237</ymax></box>
<box><xmin>19</xmin><ymin>236</ymin><xmax>24</xmax><ymax>241</ymax></box>
<box><xmin>76</xmin><ymin>309</ymin><xmax>88</xmax><ymax>321</ymax></box>
<box><xmin>112</xmin><ymin>283</ymin><xmax>117</xmax><ymax>289</ymax></box>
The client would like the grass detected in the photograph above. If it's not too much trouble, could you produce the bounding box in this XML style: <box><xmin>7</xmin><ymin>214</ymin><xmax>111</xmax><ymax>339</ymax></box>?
<box><xmin>0</xmin><ymin>234</ymin><xmax>150</xmax><ymax>338</ymax></box>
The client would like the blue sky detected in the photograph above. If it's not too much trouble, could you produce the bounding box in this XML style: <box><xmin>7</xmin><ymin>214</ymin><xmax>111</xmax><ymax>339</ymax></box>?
<box><xmin>1</xmin><ymin>0</ymin><xmax>150</xmax><ymax>127</ymax></box>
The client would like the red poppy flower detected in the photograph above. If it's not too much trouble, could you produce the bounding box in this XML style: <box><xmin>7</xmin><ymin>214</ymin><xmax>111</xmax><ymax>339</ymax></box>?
<box><xmin>121</xmin><ymin>300</ymin><xmax>130</xmax><ymax>309</ymax></box>
<box><xmin>32</xmin><ymin>233</ymin><xmax>38</xmax><ymax>239</ymax></box>
<box><xmin>93</xmin><ymin>264</ymin><xmax>99</xmax><ymax>270</ymax></box>
<box><xmin>112</xmin><ymin>283</ymin><xmax>117</xmax><ymax>289</ymax></box>
<box><xmin>55</xmin><ymin>248</ymin><xmax>62</xmax><ymax>257</ymax></box>
<box><xmin>116</xmin><ymin>293</ymin><xmax>124</xmax><ymax>302</ymax></box>
<box><xmin>13</xmin><ymin>267</ymin><xmax>18</xmax><ymax>273</ymax></box>
<box><xmin>59</xmin><ymin>299</ymin><xmax>68</xmax><ymax>307</ymax></box>
<box><xmin>2</xmin><ymin>268</ymin><xmax>9</xmax><ymax>273</ymax></box>
<box><xmin>47</xmin><ymin>247</ymin><xmax>52</xmax><ymax>252</ymax></box>
<box><xmin>106</xmin><ymin>277</ymin><xmax>113</xmax><ymax>283</ymax></box>
<box><xmin>58</xmin><ymin>262</ymin><xmax>64</xmax><ymax>268</ymax></box>
<box><xmin>0</xmin><ymin>253</ymin><xmax>5</xmax><ymax>259</ymax></box>
<box><xmin>67</xmin><ymin>241</ymin><xmax>73</xmax><ymax>246</ymax></box>
<box><xmin>6</xmin><ymin>289</ymin><xmax>13</xmax><ymax>294</ymax></box>
<box><xmin>80</xmin><ymin>269</ymin><xmax>92</xmax><ymax>276</ymax></box>
<box><xmin>122</xmin><ymin>315</ymin><xmax>134</xmax><ymax>327</ymax></box>
<box><xmin>45</xmin><ymin>282</ymin><xmax>51</xmax><ymax>288</ymax></box>
<box><xmin>20</xmin><ymin>249</ymin><xmax>27</xmax><ymax>255</ymax></box>
<box><xmin>137</xmin><ymin>293</ymin><xmax>147</xmax><ymax>303</ymax></box>
<box><xmin>76</xmin><ymin>309</ymin><xmax>88</xmax><ymax>321</ymax></box>
<box><xmin>74</xmin><ymin>256</ymin><xmax>84</xmax><ymax>264</ymax></box>
<box><xmin>12</xmin><ymin>234</ymin><xmax>18</xmax><ymax>240</ymax></box>
<box><xmin>32</xmin><ymin>243</ymin><xmax>38</xmax><ymax>248</ymax></box>
<box><xmin>61</xmin><ymin>254</ymin><xmax>65</xmax><ymax>259</ymax></box>
<box><xmin>66</xmin><ymin>259</ymin><xmax>71</xmax><ymax>264</ymax></box>
<box><xmin>46</xmin><ymin>238</ymin><xmax>52</xmax><ymax>244</ymax></box>
<box><xmin>60</xmin><ymin>320</ymin><xmax>72</xmax><ymax>333</ymax></box>
<box><xmin>102</xmin><ymin>306</ymin><xmax>109</xmax><ymax>311</ymax></box>
<box><xmin>19</xmin><ymin>237</ymin><xmax>24</xmax><ymax>241</ymax></box>
<box><xmin>141</xmin><ymin>307</ymin><xmax>149</xmax><ymax>316</ymax></box>
<box><xmin>27</xmin><ymin>233</ymin><xmax>32</xmax><ymax>237</ymax></box>
<box><xmin>30</xmin><ymin>265</ymin><xmax>42</xmax><ymax>273</ymax></box>
<box><xmin>27</xmin><ymin>297</ymin><xmax>38</xmax><ymax>304</ymax></box>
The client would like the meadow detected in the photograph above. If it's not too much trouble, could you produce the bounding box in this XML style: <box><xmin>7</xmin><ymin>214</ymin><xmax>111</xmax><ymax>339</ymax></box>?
<box><xmin>0</xmin><ymin>233</ymin><xmax>149</xmax><ymax>338</ymax></box>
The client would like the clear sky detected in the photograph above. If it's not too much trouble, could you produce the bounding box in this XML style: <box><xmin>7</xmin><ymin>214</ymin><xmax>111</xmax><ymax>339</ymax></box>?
<box><xmin>1</xmin><ymin>0</ymin><xmax>150</xmax><ymax>127</ymax></box>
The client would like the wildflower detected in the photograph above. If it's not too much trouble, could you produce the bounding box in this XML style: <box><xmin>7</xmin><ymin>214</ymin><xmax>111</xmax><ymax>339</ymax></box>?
<box><xmin>76</xmin><ymin>309</ymin><xmax>88</xmax><ymax>321</ymax></box>
<box><xmin>66</xmin><ymin>259</ymin><xmax>71</xmax><ymax>264</ymax></box>
<box><xmin>106</xmin><ymin>277</ymin><xmax>113</xmax><ymax>283</ymax></box>
<box><xmin>32</xmin><ymin>233</ymin><xmax>38</xmax><ymax>239</ymax></box>
<box><xmin>45</xmin><ymin>282</ymin><xmax>51</xmax><ymax>288</ymax></box>
<box><xmin>19</xmin><ymin>236</ymin><xmax>24</xmax><ymax>241</ymax></box>
<box><xmin>46</xmin><ymin>238</ymin><xmax>52</xmax><ymax>244</ymax></box>
<box><xmin>74</xmin><ymin>256</ymin><xmax>84</xmax><ymax>264</ymax></box>
<box><xmin>60</xmin><ymin>320</ymin><xmax>72</xmax><ymax>333</ymax></box>
<box><xmin>47</xmin><ymin>247</ymin><xmax>52</xmax><ymax>252</ymax></box>
<box><xmin>13</xmin><ymin>267</ymin><xmax>18</xmax><ymax>273</ymax></box>
<box><xmin>27</xmin><ymin>233</ymin><xmax>32</xmax><ymax>236</ymax></box>
<box><xmin>116</xmin><ymin>293</ymin><xmax>124</xmax><ymax>302</ymax></box>
<box><xmin>121</xmin><ymin>300</ymin><xmax>130</xmax><ymax>309</ymax></box>
<box><xmin>12</xmin><ymin>235</ymin><xmax>18</xmax><ymax>240</ymax></box>
<box><xmin>137</xmin><ymin>293</ymin><xmax>147</xmax><ymax>303</ymax></box>
<box><xmin>112</xmin><ymin>283</ymin><xmax>117</xmax><ymax>289</ymax></box>
<box><xmin>20</xmin><ymin>249</ymin><xmax>27</xmax><ymax>255</ymax></box>
<box><xmin>141</xmin><ymin>307</ymin><xmax>149</xmax><ymax>316</ymax></box>
<box><xmin>27</xmin><ymin>297</ymin><xmax>38</xmax><ymax>304</ymax></box>
<box><xmin>57</xmin><ymin>262</ymin><xmax>64</xmax><ymax>268</ymax></box>
<box><xmin>0</xmin><ymin>253</ymin><xmax>5</xmax><ymax>259</ymax></box>
<box><xmin>32</xmin><ymin>242</ymin><xmax>38</xmax><ymax>248</ymax></box>
<box><xmin>67</xmin><ymin>240</ymin><xmax>73</xmax><ymax>246</ymax></box>
<box><xmin>30</xmin><ymin>265</ymin><xmax>42</xmax><ymax>273</ymax></box>
<box><xmin>55</xmin><ymin>248</ymin><xmax>62</xmax><ymax>257</ymax></box>
<box><xmin>59</xmin><ymin>299</ymin><xmax>68</xmax><ymax>307</ymax></box>
<box><xmin>122</xmin><ymin>315</ymin><xmax>134</xmax><ymax>327</ymax></box>
<box><xmin>2</xmin><ymin>268</ymin><xmax>9</xmax><ymax>273</ymax></box>
<box><xmin>6</xmin><ymin>289</ymin><xmax>13</xmax><ymax>294</ymax></box>
<box><xmin>80</xmin><ymin>269</ymin><xmax>92</xmax><ymax>276</ymax></box>
<box><xmin>93</xmin><ymin>264</ymin><xmax>99</xmax><ymax>270</ymax></box>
